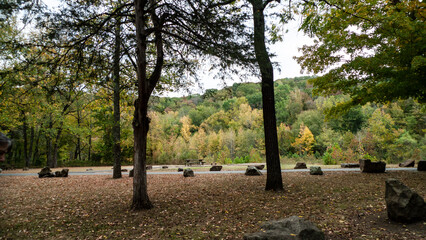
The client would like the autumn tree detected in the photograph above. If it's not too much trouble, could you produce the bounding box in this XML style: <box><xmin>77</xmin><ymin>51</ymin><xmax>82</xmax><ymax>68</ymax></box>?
<box><xmin>248</xmin><ymin>0</ymin><xmax>283</xmax><ymax>191</ymax></box>
<box><xmin>132</xmin><ymin>0</ymin><xmax>254</xmax><ymax>210</ymax></box>
<box><xmin>297</xmin><ymin>0</ymin><xmax>425</xmax><ymax>113</ymax></box>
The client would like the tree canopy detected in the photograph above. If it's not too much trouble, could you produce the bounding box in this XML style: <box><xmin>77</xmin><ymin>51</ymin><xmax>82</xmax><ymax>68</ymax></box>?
<box><xmin>297</xmin><ymin>0</ymin><xmax>425</xmax><ymax>114</ymax></box>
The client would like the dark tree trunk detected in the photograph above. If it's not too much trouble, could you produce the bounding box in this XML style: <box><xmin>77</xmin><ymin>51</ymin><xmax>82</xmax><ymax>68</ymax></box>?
<box><xmin>22</xmin><ymin>111</ymin><xmax>30</xmax><ymax>168</ymax></box>
<box><xmin>46</xmin><ymin>116</ymin><xmax>54</xmax><ymax>167</ymax></box>
<box><xmin>132</xmin><ymin>0</ymin><xmax>153</xmax><ymax>210</ymax></box>
<box><xmin>52</xmin><ymin>126</ymin><xmax>63</xmax><ymax>168</ymax></box>
<box><xmin>74</xmin><ymin>111</ymin><xmax>81</xmax><ymax>161</ymax></box>
<box><xmin>88</xmin><ymin>133</ymin><xmax>92</xmax><ymax>162</ymax></box>
<box><xmin>250</xmin><ymin>0</ymin><xmax>283</xmax><ymax>191</ymax></box>
<box><xmin>33</xmin><ymin>128</ymin><xmax>40</xmax><ymax>166</ymax></box>
<box><xmin>113</xmin><ymin>14</ymin><xmax>122</xmax><ymax>179</ymax></box>
<box><xmin>29</xmin><ymin>127</ymin><xmax>34</xmax><ymax>165</ymax></box>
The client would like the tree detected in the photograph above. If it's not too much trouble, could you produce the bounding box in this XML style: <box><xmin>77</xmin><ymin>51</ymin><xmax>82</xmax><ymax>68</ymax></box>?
<box><xmin>292</xmin><ymin>124</ymin><xmax>315</xmax><ymax>155</ymax></box>
<box><xmin>248</xmin><ymin>0</ymin><xmax>283</xmax><ymax>191</ymax></box>
<box><xmin>297</xmin><ymin>0</ymin><xmax>425</xmax><ymax>113</ymax></box>
<box><xmin>132</xmin><ymin>0</ymin><xmax>254</xmax><ymax>210</ymax></box>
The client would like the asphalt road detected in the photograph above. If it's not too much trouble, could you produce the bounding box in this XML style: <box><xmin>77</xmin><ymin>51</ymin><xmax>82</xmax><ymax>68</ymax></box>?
<box><xmin>0</xmin><ymin>167</ymin><xmax>419</xmax><ymax>177</ymax></box>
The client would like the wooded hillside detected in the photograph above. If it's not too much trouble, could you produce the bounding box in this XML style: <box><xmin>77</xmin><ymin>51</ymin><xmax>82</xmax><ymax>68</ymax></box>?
<box><xmin>2</xmin><ymin>76</ymin><xmax>424</xmax><ymax>168</ymax></box>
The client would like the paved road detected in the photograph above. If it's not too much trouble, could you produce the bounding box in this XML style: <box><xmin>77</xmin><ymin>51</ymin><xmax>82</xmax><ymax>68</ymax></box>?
<box><xmin>0</xmin><ymin>167</ymin><xmax>419</xmax><ymax>177</ymax></box>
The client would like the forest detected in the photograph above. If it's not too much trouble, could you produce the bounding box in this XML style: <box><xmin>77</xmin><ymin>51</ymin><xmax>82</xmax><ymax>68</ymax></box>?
<box><xmin>1</xmin><ymin>0</ymin><xmax>424</xmax><ymax>172</ymax></box>
<box><xmin>2</xmin><ymin>76</ymin><xmax>424</xmax><ymax>169</ymax></box>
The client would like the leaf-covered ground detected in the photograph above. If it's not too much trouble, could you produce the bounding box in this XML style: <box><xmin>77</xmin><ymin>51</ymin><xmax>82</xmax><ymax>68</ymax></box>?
<box><xmin>1</xmin><ymin>171</ymin><xmax>425</xmax><ymax>239</ymax></box>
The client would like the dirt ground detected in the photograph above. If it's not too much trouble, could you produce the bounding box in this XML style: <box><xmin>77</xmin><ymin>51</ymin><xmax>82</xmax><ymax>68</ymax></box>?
<box><xmin>1</xmin><ymin>169</ymin><xmax>425</xmax><ymax>239</ymax></box>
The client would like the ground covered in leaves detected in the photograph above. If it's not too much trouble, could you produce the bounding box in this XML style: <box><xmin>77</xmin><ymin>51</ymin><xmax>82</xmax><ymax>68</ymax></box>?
<box><xmin>1</xmin><ymin>171</ymin><xmax>425</xmax><ymax>239</ymax></box>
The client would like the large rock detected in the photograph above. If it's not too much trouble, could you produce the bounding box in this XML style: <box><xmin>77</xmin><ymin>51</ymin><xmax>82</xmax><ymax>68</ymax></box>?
<box><xmin>244</xmin><ymin>216</ymin><xmax>325</xmax><ymax>240</ymax></box>
<box><xmin>359</xmin><ymin>159</ymin><xmax>386</xmax><ymax>173</ymax></box>
<box><xmin>294</xmin><ymin>162</ymin><xmax>307</xmax><ymax>169</ymax></box>
<box><xmin>385</xmin><ymin>178</ymin><xmax>426</xmax><ymax>223</ymax></box>
<box><xmin>210</xmin><ymin>166</ymin><xmax>222</xmax><ymax>171</ymax></box>
<box><xmin>309</xmin><ymin>166</ymin><xmax>323</xmax><ymax>175</ymax></box>
<box><xmin>398</xmin><ymin>159</ymin><xmax>415</xmax><ymax>167</ymax></box>
<box><xmin>38</xmin><ymin>167</ymin><xmax>55</xmax><ymax>178</ymax></box>
<box><xmin>183</xmin><ymin>168</ymin><xmax>195</xmax><ymax>177</ymax></box>
<box><xmin>55</xmin><ymin>169</ymin><xmax>69</xmax><ymax>177</ymax></box>
<box><xmin>255</xmin><ymin>165</ymin><xmax>265</xmax><ymax>170</ymax></box>
<box><xmin>245</xmin><ymin>166</ymin><xmax>262</xmax><ymax>176</ymax></box>
<box><xmin>418</xmin><ymin>160</ymin><xmax>426</xmax><ymax>171</ymax></box>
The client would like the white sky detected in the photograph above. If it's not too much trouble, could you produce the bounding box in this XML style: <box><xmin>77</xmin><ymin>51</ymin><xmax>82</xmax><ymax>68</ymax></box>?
<box><xmin>41</xmin><ymin>0</ymin><xmax>314</xmax><ymax>96</ymax></box>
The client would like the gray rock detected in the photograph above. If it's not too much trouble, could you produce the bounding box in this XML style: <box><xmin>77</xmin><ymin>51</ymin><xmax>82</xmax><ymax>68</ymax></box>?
<box><xmin>294</xmin><ymin>162</ymin><xmax>307</xmax><ymax>169</ymax></box>
<box><xmin>55</xmin><ymin>169</ymin><xmax>69</xmax><ymax>177</ymax></box>
<box><xmin>418</xmin><ymin>160</ymin><xmax>426</xmax><ymax>171</ymax></box>
<box><xmin>210</xmin><ymin>166</ymin><xmax>222</xmax><ymax>171</ymax></box>
<box><xmin>398</xmin><ymin>159</ymin><xmax>415</xmax><ymax>167</ymax></box>
<box><xmin>245</xmin><ymin>166</ymin><xmax>262</xmax><ymax>176</ymax></box>
<box><xmin>244</xmin><ymin>216</ymin><xmax>325</xmax><ymax>240</ymax></box>
<box><xmin>38</xmin><ymin>167</ymin><xmax>55</xmax><ymax>178</ymax></box>
<box><xmin>309</xmin><ymin>166</ymin><xmax>323</xmax><ymax>175</ymax></box>
<box><xmin>341</xmin><ymin>163</ymin><xmax>360</xmax><ymax>168</ymax></box>
<box><xmin>183</xmin><ymin>168</ymin><xmax>195</xmax><ymax>177</ymax></box>
<box><xmin>359</xmin><ymin>159</ymin><xmax>386</xmax><ymax>173</ymax></box>
<box><xmin>385</xmin><ymin>178</ymin><xmax>426</xmax><ymax>223</ymax></box>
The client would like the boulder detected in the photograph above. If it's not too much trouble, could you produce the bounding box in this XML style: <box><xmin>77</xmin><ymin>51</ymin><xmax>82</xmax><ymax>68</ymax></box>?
<box><xmin>183</xmin><ymin>168</ymin><xmax>195</xmax><ymax>177</ymax></box>
<box><xmin>255</xmin><ymin>165</ymin><xmax>265</xmax><ymax>170</ymax></box>
<box><xmin>38</xmin><ymin>167</ymin><xmax>55</xmax><ymax>178</ymax></box>
<box><xmin>359</xmin><ymin>159</ymin><xmax>386</xmax><ymax>173</ymax></box>
<box><xmin>244</xmin><ymin>216</ymin><xmax>325</xmax><ymax>240</ymax></box>
<box><xmin>309</xmin><ymin>166</ymin><xmax>323</xmax><ymax>175</ymax></box>
<box><xmin>55</xmin><ymin>169</ymin><xmax>69</xmax><ymax>177</ymax></box>
<box><xmin>340</xmin><ymin>163</ymin><xmax>360</xmax><ymax>168</ymax></box>
<box><xmin>210</xmin><ymin>166</ymin><xmax>223</xmax><ymax>171</ymax></box>
<box><xmin>178</xmin><ymin>168</ymin><xmax>184</xmax><ymax>172</ymax></box>
<box><xmin>129</xmin><ymin>169</ymin><xmax>134</xmax><ymax>177</ymax></box>
<box><xmin>245</xmin><ymin>166</ymin><xmax>262</xmax><ymax>176</ymax></box>
<box><xmin>398</xmin><ymin>159</ymin><xmax>415</xmax><ymax>167</ymax></box>
<box><xmin>385</xmin><ymin>178</ymin><xmax>426</xmax><ymax>223</ymax></box>
<box><xmin>418</xmin><ymin>160</ymin><xmax>426</xmax><ymax>171</ymax></box>
<box><xmin>294</xmin><ymin>162</ymin><xmax>307</xmax><ymax>169</ymax></box>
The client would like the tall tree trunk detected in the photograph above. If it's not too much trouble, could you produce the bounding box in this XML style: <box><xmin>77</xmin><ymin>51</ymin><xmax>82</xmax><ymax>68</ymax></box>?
<box><xmin>29</xmin><ymin>127</ymin><xmax>34</xmax><ymax>166</ymax></box>
<box><xmin>52</xmin><ymin>125</ymin><xmax>63</xmax><ymax>168</ymax></box>
<box><xmin>132</xmin><ymin>0</ymin><xmax>153</xmax><ymax>210</ymax></box>
<box><xmin>250</xmin><ymin>0</ymin><xmax>283</xmax><ymax>191</ymax></box>
<box><xmin>113</xmin><ymin>13</ymin><xmax>122</xmax><ymax>179</ymax></box>
<box><xmin>88</xmin><ymin>133</ymin><xmax>92</xmax><ymax>162</ymax></box>
<box><xmin>22</xmin><ymin>111</ymin><xmax>30</xmax><ymax>168</ymax></box>
<box><xmin>46</xmin><ymin>115</ymin><xmax>54</xmax><ymax>167</ymax></box>
<box><xmin>33</xmin><ymin>128</ymin><xmax>40</xmax><ymax>166</ymax></box>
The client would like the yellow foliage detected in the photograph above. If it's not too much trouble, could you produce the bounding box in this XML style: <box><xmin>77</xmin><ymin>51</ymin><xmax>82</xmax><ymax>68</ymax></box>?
<box><xmin>292</xmin><ymin>124</ymin><xmax>315</xmax><ymax>155</ymax></box>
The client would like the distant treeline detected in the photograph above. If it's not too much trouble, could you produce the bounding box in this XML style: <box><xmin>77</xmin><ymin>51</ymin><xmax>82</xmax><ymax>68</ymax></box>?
<box><xmin>2</xmin><ymin>76</ymin><xmax>425</xmax><ymax>168</ymax></box>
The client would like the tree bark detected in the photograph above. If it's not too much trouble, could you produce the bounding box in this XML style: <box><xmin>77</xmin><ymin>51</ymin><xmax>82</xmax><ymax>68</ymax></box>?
<box><xmin>113</xmin><ymin>13</ymin><xmax>122</xmax><ymax>179</ymax></box>
<box><xmin>250</xmin><ymin>0</ymin><xmax>283</xmax><ymax>191</ymax></box>
<box><xmin>132</xmin><ymin>0</ymin><xmax>153</xmax><ymax>210</ymax></box>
